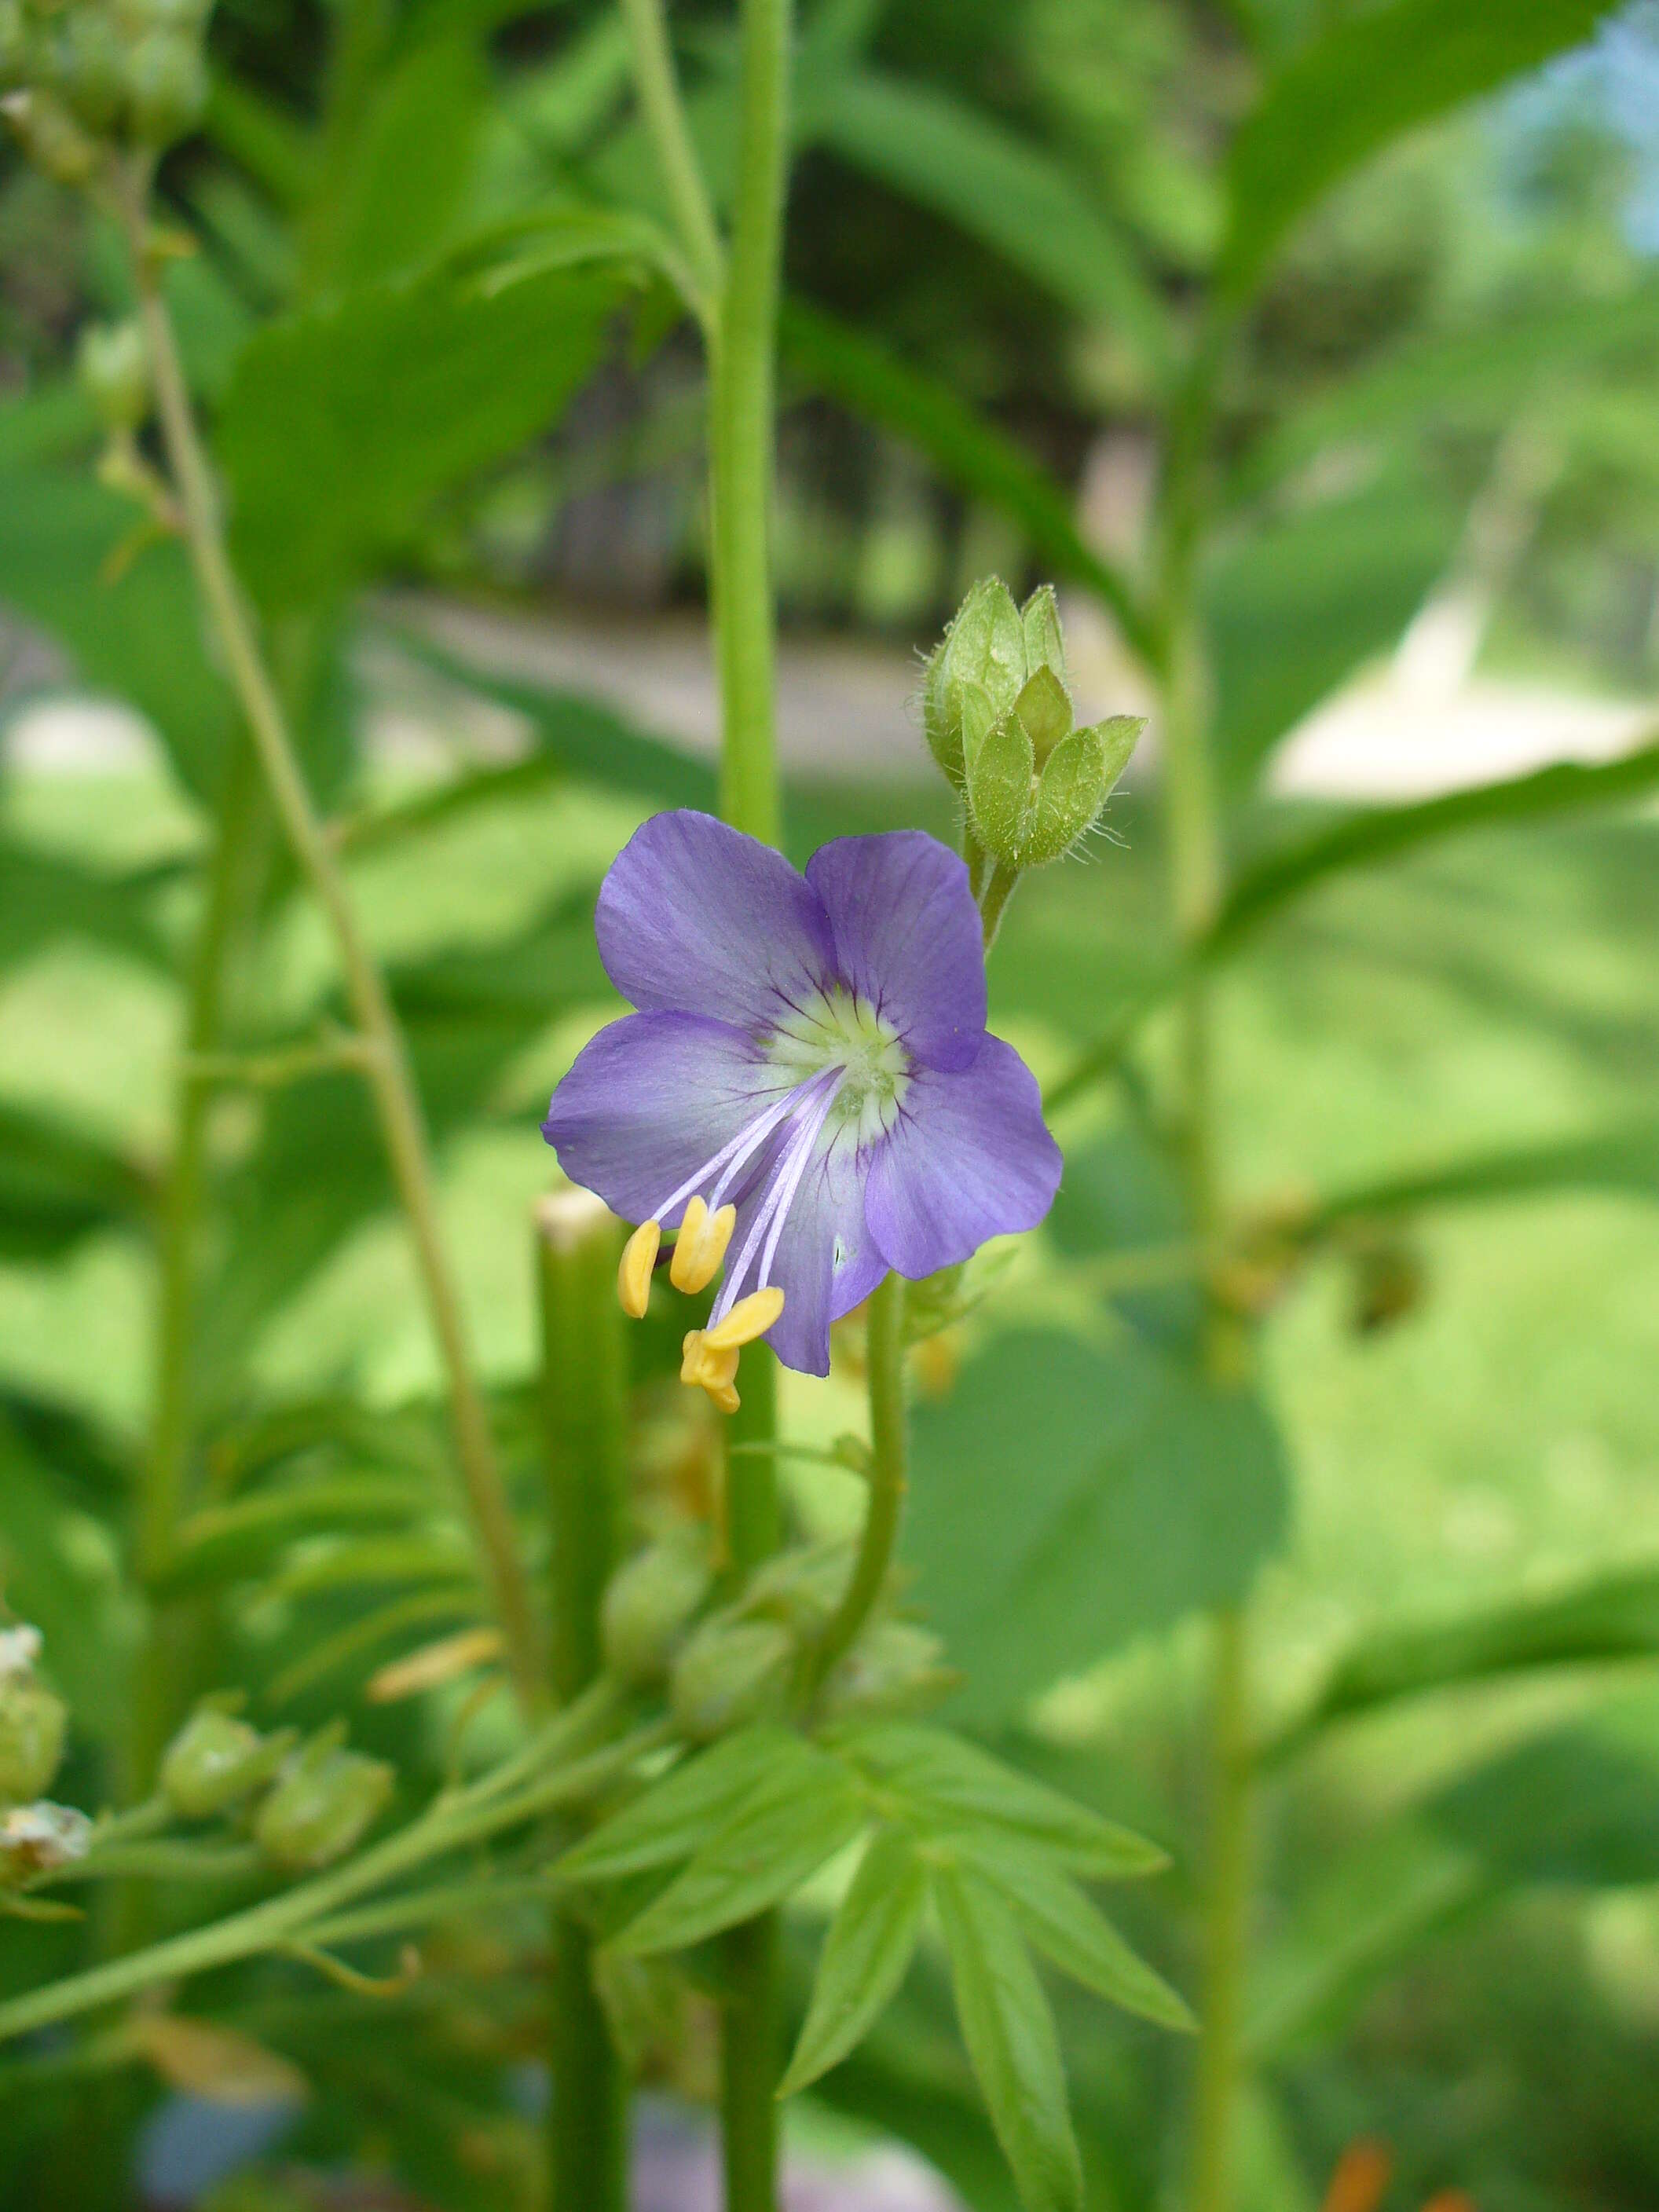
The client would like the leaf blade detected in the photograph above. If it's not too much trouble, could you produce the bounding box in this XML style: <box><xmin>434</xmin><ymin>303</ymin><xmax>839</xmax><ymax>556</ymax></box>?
<box><xmin>778</xmin><ymin>1826</ymin><xmax>928</xmax><ymax>2095</ymax></box>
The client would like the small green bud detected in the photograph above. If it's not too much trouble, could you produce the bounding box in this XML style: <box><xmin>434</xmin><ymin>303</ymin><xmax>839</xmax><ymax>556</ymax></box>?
<box><xmin>123</xmin><ymin>26</ymin><xmax>206</xmax><ymax>146</ymax></box>
<box><xmin>737</xmin><ymin>1544</ymin><xmax>853</xmax><ymax>1635</ymax></box>
<box><xmin>601</xmin><ymin>1536</ymin><xmax>712</xmax><ymax>1686</ymax></box>
<box><xmin>669</xmin><ymin>1614</ymin><xmax>793</xmax><ymax>1743</ymax></box>
<box><xmin>160</xmin><ymin>1708</ymin><xmax>292</xmax><ymax>1821</ymax></box>
<box><xmin>0</xmin><ymin>1672</ymin><xmax>67</xmax><ymax>1804</ymax></box>
<box><xmin>2</xmin><ymin>86</ymin><xmax>100</xmax><ymax>184</ymax></box>
<box><xmin>1020</xmin><ymin>714</ymin><xmax>1143</xmax><ymax>867</ymax></box>
<box><xmin>922</xmin><ymin>577</ymin><xmax>1025</xmax><ymax>789</ymax></box>
<box><xmin>0</xmin><ymin>1800</ymin><xmax>91</xmax><ymax>1882</ymax></box>
<box><xmin>255</xmin><ymin>1741</ymin><xmax>394</xmax><ymax>1872</ymax></box>
<box><xmin>1020</xmin><ymin>584</ymin><xmax>1067</xmax><ymax>690</ymax></box>
<box><xmin>819</xmin><ymin>1621</ymin><xmax>953</xmax><ymax>1724</ymax></box>
<box><xmin>38</xmin><ymin>7</ymin><xmax>126</xmax><ymax>130</ymax></box>
<box><xmin>77</xmin><ymin>318</ymin><xmax>148</xmax><ymax>434</ymax></box>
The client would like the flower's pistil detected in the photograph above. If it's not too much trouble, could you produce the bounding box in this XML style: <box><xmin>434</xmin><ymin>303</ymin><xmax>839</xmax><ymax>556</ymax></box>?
<box><xmin>765</xmin><ymin>986</ymin><xmax>910</xmax><ymax>1149</ymax></box>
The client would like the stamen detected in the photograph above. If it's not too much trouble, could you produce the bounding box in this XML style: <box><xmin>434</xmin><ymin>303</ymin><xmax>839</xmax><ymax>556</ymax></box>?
<box><xmin>704</xmin><ymin>1286</ymin><xmax>785</xmax><ymax>1350</ymax></box>
<box><xmin>681</xmin><ymin>1329</ymin><xmax>742</xmax><ymax>1413</ymax></box>
<box><xmin>712</xmin><ymin>1080</ymin><xmax>840</xmax><ymax>1327</ymax></box>
<box><xmin>617</xmin><ymin>1219</ymin><xmax>661</xmax><ymax>1318</ymax></box>
<box><xmin>669</xmin><ymin>1196</ymin><xmax>736</xmax><ymax>1294</ymax></box>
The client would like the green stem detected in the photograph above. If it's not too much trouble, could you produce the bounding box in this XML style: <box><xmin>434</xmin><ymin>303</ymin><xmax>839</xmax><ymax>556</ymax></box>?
<box><xmin>118</xmin><ymin>172</ymin><xmax>544</xmax><ymax>1719</ymax></box>
<box><xmin>709</xmin><ymin>0</ymin><xmax>792</xmax><ymax>848</ymax></box>
<box><xmin>1189</xmin><ymin>1607</ymin><xmax>1253</xmax><ymax>2212</ymax></box>
<box><xmin>0</xmin><ymin>1713</ymin><xmax>663</xmax><ymax>2051</ymax></box>
<box><xmin>537</xmin><ymin>1192</ymin><xmax>629</xmax><ymax>2212</ymax></box>
<box><xmin>806</xmin><ymin>1273</ymin><xmax>905</xmax><ymax>1694</ymax></box>
<box><xmin>617</xmin><ymin>0</ymin><xmax>724</xmax><ymax>302</ymax></box>
<box><xmin>977</xmin><ymin>862</ymin><xmax>1020</xmax><ymax>952</ymax></box>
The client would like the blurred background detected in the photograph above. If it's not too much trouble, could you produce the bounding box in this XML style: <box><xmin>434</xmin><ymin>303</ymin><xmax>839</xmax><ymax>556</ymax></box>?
<box><xmin>2</xmin><ymin>2</ymin><xmax>1658</xmax><ymax>2208</ymax></box>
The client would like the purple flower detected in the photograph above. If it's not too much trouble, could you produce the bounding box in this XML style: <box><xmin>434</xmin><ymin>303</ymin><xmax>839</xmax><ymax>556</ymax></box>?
<box><xmin>542</xmin><ymin>811</ymin><xmax>1061</xmax><ymax>1401</ymax></box>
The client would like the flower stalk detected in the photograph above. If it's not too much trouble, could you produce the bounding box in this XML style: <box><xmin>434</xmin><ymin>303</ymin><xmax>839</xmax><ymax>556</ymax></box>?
<box><xmin>113</xmin><ymin>163</ymin><xmax>544</xmax><ymax>1719</ymax></box>
<box><xmin>805</xmin><ymin>1271</ymin><xmax>906</xmax><ymax>1696</ymax></box>
<box><xmin>537</xmin><ymin>1191</ymin><xmax>630</xmax><ymax>2212</ymax></box>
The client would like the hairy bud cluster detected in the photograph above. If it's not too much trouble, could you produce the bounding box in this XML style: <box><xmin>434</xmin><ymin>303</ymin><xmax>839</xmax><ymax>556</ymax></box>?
<box><xmin>1</xmin><ymin>0</ymin><xmax>212</xmax><ymax>174</ymax></box>
<box><xmin>922</xmin><ymin>580</ymin><xmax>1143</xmax><ymax>874</ymax></box>
<box><xmin>156</xmin><ymin>1703</ymin><xmax>390</xmax><ymax>1874</ymax></box>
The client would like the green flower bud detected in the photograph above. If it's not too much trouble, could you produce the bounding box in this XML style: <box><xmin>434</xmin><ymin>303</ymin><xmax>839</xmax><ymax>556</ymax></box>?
<box><xmin>160</xmin><ymin>1708</ymin><xmax>293</xmax><ymax>1820</ymax></box>
<box><xmin>600</xmin><ymin>1536</ymin><xmax>712</xmax><ymax>1686</ymax></box>
<box><xmin>123</xmin><ymin>26</ymin><xmax>205</xmax><ymax>146</ymax></box>
<box><xmin>0</xmin><ymin>1672</ymin><xmax>67</xmax><ymax>1804</ymax></box>
<box><xmin>668</xmin><ymin>1614</ymin><xmax>793</xmax><ymax>1743</ymax></box>
<box><xmin>255</xmin><ymin>1741</ymin><xmax>394</xmax><ymax>1872</ymax></box>
<box><xmin>737</xmin><ymin>1543</ymin><xmax>854</xmax><ymax>1635</ymax></box>
<box><xmin>2</xmin><ymin>86</ymin><xmax>100</xmax><ymax>185</ymax></box>
<box><xmin>77</xmin><ymin>318</ymin><xmax>148</xmax><ymax>433</ymax></box>
<box><xmin>0</xmin><ymin>1800</ymin><xmax>91</xmax><ymax>1882</ymax></box>
<box><xmin>818</xmin><ymin>1621</ymin><xmax>953</xmax><ymax>1724</ymax></box>
<box><xmin>38</xmin><ymin>6</ymin><xmax>126</xmax><ymax>130</ymax></box>
<box><xmin>921</xmin><ymin>578</ymin><xmax>1144</xmax><ymax>875</ymax></box>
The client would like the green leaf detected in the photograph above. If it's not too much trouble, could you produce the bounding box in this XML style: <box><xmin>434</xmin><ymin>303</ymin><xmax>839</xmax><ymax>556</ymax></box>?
<box><xmin>1247</xmin><ymin>1817</ymin><xmax>1485</xmax><ymax>2059</ymax></box>
<box><xmin>780</xmin><ymin>301</ymin><xmax>1153</xmax><ymax>662</ymax></box>
<box><xmin>218</xmin><ymin>263</ymin><xmax>625</xmax><ymax>609</ymax></box>
<box><xmin>610</xmin><ymin>1756</ymin><xmax>867</xmax><ymax>1955</ymax></box>
<box><xmin>0</xmin><ymin>467</ymin><xmax>234</xmax><ymax>804</ymax></box>
<box><xmin>812</xmin><ymin>70</ymin><xmax>1170</xmax><ymax>379</ymax></box>
<box><xmin>1219</xmin><ymin>0</ymin><xmax>1608</xmax><ymax>302</ymax></box>
<box><xmin>1203</xmin><ymin>463</ymin><xmax>1463</xmax><ymax>790</ymax></box>
<box><xmin>836</xmin><ymin>1723</ymin><xmax>1167</xmax><ymax>1878</ymax></box>
<box><xmin>271</xmin><ymin>1534</ymin><xmax>475</xmax><ymax>1599</ymax></box>
<box><xmin>905</xmin><ymin>1332</ymin><xmax>1289</xmax><ymax>1723</ymax></box>
<box><xmin>0</xmin><ymin>1101</ymin><xmax>153</xmax><ymax>1261</ymax></box>
<box><xmin>376</xmin><ymin>624</ymin><xmax>719</xmax><ymax>811</ymax></box>
<box><xmin>951</xmin><ymin>1829</ymin><xmax>1192</xmax><ymax>2031</ymax></box>
<box><xmin>157</xmin><ymin>1478</ymin><xmax>434</xmax><ymax>1593</ymax></box>
<box><xmin>1210</xmin><ymin>735</ymin><xmax>1659</xmax><ymax>953</ymax></box>
<box><xmin>779</xmin><ymin>1826</ymin><xmax>928</xmax><ymax>2095</ymax></box>
<box><xmin>932</xmin><ymin>1863</ymin><xmax>1082</xmax><ymax>2212</ymax></box>
<box><xmin>559</xmin><ymin>1727</ymin><xmax>822</xmax><ymax>1884</ymax></box>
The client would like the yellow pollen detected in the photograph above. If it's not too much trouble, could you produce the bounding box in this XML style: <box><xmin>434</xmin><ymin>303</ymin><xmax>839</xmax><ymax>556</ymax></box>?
<box><xmin>669</xmin><ymin>1196</ymin><xmax>737</xmax><ymax>1295</ymax></box>
<box><xmin>703</xmin><ymin>1285</ymin><xmax>785</xmax><ymax>1351</ymax></box>
<box><xmin>680</xmin><ymin>1328</ymin><xmax>742</xmax><ymax>1414</ymax></box>
<box><xmin>617</xmin><ymin>1219</ymin><xmax>661</xmax><ymax>1318</ymax></box>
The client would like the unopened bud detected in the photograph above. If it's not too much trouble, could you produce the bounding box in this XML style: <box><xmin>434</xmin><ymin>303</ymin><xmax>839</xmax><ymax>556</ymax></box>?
<box><xmin>77</xmin><ymin>318</ymin><xmax>148</xmax><ymax>433</ymax></box>
<box><xmin>255</xmin><ymin>1741</ymin><xmax>393</xmax><ymax>1872</ymax></box>
<box><xmin>0</xmin><ymin>1672</ymin><xmax>67</xmax><ymax>1804</ymax></box>
<box><xmin>0</xmin><ymin>1800</ymin><xmax>91</xmax><ymax>1881</ymax></box>
<box><xmin>600</xmin><ymin>1536</ymin><xmax>711</xmax><ymax>1686</ymax></box>
<box><xmin>819</xmin><ymin>1621</ymin><xmax>953</xmax><ymax>1724</ymax></box>
<box><xmin>669</xmin><ymin>1615</ymin><xmax>793</xmax><ymax>1743</ymax></box>
<box><xmin>161</xmin><ymin>1708</ymin><xmax>293</xmax><ymax>1820</ymax></box>
<box><xmin>123</xmin><ymin>27</ymin><xmax>206</xmax><ymax>146</ymax></box>
<box><xmin>38</xmin><ymin>7</ymin><xmax>126</xmax><ymax>130</ymax></box>
<box><xmin>922</xmin><ymin>579</ymin><xmax>1143</xmax><ymax>873</ymax></box>
<box><xmin>738</xmin><ymin>1544</ymin><xmax>853</xmax><ymax>1635</ymax></box>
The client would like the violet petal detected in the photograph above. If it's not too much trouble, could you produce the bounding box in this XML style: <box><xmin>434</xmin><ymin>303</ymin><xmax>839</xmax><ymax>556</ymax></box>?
<box><xmin>863</xmin><ymin>1035</ymin><xmax>1062</xmax><ymax>1279</ymax></box>
<box><xmin>805</xmin><ymin>831</ymin><xmax>987</xmax><ymax>1073</ymax></box>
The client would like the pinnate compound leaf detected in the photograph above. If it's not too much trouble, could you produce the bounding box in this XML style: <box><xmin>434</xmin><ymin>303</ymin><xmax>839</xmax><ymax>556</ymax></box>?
<box><xmin>1220</xmin><ymin>0</ymin><xmax>1608</xmax><ymax>302</ymax></box>
<box><xmin>837</xmin><ymin>1723</ymin><xmax>1166</xmax><ymax>1878</ymax></box>
<box><xmin>906</xmin><ymin>1332</ymin><xmax>1289</xmax><ymax>1723</ymax></box>
<box><xmin>951</xmin><ymin>1829</ymin><xmax>1192</xmax><ymax>2031</ymax></box>
<box><xmin>219</xmin><ymin>263</ymin><xmax>625</xmax><ymax>609</ymax></box>
<box><xmin>559</xmin><ymin>1727</ymin><xmax>821</xmax><ymax>1884</ymax></box>
<box><xmin>779</xmin><ymin>1826</ymin><xmax>928</xmax><ymax>2096</ymax></box>
<box><xmin>932</xmin><ymin>1863</ymin><xmax>1082</xmax><ymax>2212</ymax></box>
<box><xmin>610</xmin><ymin>1758</ymin><xmax>867</xmax><ymax>1955</ymax></box>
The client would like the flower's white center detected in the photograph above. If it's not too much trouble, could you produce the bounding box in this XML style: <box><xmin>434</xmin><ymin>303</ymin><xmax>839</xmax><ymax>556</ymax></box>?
<box><xmin>764</xmin><ymin>985</ymin><xmax>910</xmax><ymax>1148</ymax></box>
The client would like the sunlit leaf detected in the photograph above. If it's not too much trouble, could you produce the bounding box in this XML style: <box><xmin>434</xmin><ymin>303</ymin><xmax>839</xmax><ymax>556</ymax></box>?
<box><xmin>558</xmin><ymin>1727</ymin><xmax>821</xmax><ymax>1884</ymax></box>
<box><xmin>779</xmin><ymin>1826</ymin><xmax>928</xmax><ymax>2095</ymax></box>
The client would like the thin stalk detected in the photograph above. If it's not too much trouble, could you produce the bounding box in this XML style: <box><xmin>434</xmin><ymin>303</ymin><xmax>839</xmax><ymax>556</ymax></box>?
<box><xmin>116</xmin><ymin>173</ymin><xmax>544</xmax><ymax>1718</ymax></box>
<box><xmin>617</xmin><ymin>0</ymin><xmax>724</xmax><ymax>302</ymax></box>
<box><xmin>1189</xmin><ymin>1607</ymin><xmax>1253</xmax><ymax>2212</ymax></box>
<box><xmin>977</xmin><ymin>862</ymin><xmax>1020</xmax><ymax>952</ymax></box>
<box><xmin>537</xmin><ymin>1192</ymin><xmax>629</xmax><ymax>2212</ymax></box>
<box><xmin>805</xmin><ymin>1272</ymin><xmax>905</xmax><ymax>1694</ymax></box>
<box><xmin>709</xmin><ymin>0</ymin><xmax>792</xmax><ymax>847</ymax></box>
<box><xmin>0</xmin><ymin>1717</ymin><xmax>667</xmax><ymax>2052</ymax></box>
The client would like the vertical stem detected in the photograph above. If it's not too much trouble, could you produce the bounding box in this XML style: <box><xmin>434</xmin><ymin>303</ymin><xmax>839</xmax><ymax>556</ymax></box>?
<box><xmin>119</xmin><ymin>178</ymin><xmax>544</xmax><ymax>1718</ymax></box>
<box><xmin>710</xmin><ymin>0</ymin><xmax>792</xmax><ymax>848</ymax></box>
<box><xmin>1190</xmin><ymin>1607</ymin><xmax>1253</xmax><ymax>2212</ymax></box>
<box><xmin>806</xmin><ymin>1273</ymin><xmax>905</xmax><ymax>1693</ymax></box>
<box><xmin>617</xmin><ymin>0</ymin><xmax>724</xmax><ymax>298</ymax></box>
<box><xmin>537</xmin><ymin>1192</ymin><xmax>630</xmax><ymax>2212</ymax></box>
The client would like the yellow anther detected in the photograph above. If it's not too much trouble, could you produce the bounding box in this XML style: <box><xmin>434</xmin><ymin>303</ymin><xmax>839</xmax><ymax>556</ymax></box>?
<box><xmin>617</xmin><ymin>1219</ymin><xmax>661</xmax><ymax>1319</ymax></box>
<box><xmin>703</xmin><ymin>1285</ymin><xmax>785</xmax><ymax>1351</ymax></box>
<box><xmin>668</xmin><ymin>1196</ymin><xmax>737</xmax><ymax>1295</ymax></box>
<box><xmin>680</xmin><ymin>1329</ymin><xmax>742</xmax><ymax>1414</ymax></box>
